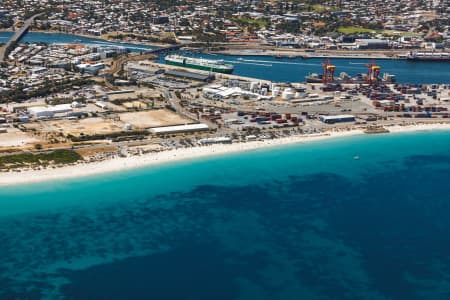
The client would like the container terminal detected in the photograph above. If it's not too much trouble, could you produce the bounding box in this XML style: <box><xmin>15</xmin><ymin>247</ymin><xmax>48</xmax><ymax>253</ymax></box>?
<box><xmin>305</xmin><ymin>59</ymin><xmax>396</xmax><ymax>84</ymax></box>
<box><xmin>0</xmin><ymin>40</ymin><xmax>449</xmax><ymax>172</ymax></box>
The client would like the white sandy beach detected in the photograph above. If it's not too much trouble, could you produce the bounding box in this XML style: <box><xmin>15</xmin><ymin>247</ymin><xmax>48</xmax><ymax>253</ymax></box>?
<box><xmin>0</xmin><ymin>123</ymin><xmax>449</xmax><ymax>186</ymax></box>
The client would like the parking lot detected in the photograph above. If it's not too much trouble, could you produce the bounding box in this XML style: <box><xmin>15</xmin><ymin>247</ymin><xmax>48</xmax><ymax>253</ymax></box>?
<box><xmin>119</xmin><ymin>109</ymin><xmax>194</xmax><ymax>129</ymax></box>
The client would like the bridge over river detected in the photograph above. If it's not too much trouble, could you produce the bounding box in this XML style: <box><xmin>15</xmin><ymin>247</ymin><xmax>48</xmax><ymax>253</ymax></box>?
<box><xmin>0</xmin><ymin>13</ymin><xmax>43</xmax><ymax>62</ymax></box>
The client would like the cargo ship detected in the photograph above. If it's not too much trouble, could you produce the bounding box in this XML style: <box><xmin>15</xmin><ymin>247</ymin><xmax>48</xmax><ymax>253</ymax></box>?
<box><xmin>406</xmin><ymin>51</ymin><xmax>450</xmax><ymax>61</ymax></box>
<box><xmin>164</xmin><ymin>54</ymin><xmax>234</xmax><ymax>74</ymax></box>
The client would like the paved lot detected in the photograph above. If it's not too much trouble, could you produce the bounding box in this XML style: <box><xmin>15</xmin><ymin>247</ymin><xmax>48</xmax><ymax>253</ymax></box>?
<box><xmin>23</xmin><ymin>118</ymin><xmax>124</xmax><ymax>137</ymax></box>
<box><xmin>119</xmin><ymin>109</ymin><xmax>194</xmax><ymax>129</ymax></box>
<box><xmin>0</xmin><ymin>128</ymin><xmax>40</xmax><ymax>148</ymax></box>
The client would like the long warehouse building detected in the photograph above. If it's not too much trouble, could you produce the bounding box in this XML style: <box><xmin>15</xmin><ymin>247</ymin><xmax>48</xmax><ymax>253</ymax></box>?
<box><xmin>150</xmin><ymin>123</ymin><xmax>209</xmax><ymax>135</ymax></box>
<box><xmin>320</xmin><ymin>115</ymin><xmax>356</xmax><ymax>124</ymax></box>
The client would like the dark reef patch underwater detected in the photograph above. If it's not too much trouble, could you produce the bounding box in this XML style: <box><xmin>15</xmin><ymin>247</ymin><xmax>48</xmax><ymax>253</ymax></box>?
<box><xmin>0</xmin><ymin>131</ymin><xmax>449</xmax><ymax>299</ymax></box>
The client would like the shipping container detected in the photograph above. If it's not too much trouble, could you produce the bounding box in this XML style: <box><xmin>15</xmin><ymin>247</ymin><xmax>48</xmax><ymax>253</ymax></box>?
<box><xmin>271</xmin><ymin>114</ymin><xmax>282</xmax><ymax>121</ymax></box>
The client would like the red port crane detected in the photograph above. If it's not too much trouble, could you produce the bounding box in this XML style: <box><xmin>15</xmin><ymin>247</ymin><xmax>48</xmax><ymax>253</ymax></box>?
<box><xmin>321</xmin><ymin>58</ymin><xmax>336</xmax><ymax>84</ymax></box>
<box><xmin>365</xmin><ymin>60</ymin><xmax>381</xmax><ymax>85</ymax></box>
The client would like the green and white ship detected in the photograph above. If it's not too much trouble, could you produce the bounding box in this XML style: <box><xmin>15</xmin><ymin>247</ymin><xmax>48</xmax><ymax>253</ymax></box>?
<box><xmin>164</xmin><ymin>54</ymin><xmax>234</xmax><ymax>74</ymax></box>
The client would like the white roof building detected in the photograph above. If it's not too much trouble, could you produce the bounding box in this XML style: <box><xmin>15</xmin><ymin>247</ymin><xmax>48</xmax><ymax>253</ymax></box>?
<box><xmin>28</xmin><ymin>104</ymin><xmax>73</xmax><ymax>118</ymax></box>
<box><xmin>150</xmin><ymin>123</ymin><xmax>209</xmax><ymax>135</ymax></box>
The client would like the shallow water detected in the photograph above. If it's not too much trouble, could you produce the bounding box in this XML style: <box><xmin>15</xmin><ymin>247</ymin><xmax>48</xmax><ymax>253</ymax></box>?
<box><xmin>0</xmin><ymin>131</ymin><xmax>450</xmax><ymax>299</ymax></box>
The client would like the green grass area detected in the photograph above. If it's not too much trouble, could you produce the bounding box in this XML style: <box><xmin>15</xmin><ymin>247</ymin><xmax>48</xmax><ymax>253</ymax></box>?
<box><xmin>0</xmin><ymin>149</ymin><xmax>82</xmax><ymax>170</ymax></box>
<box><xmin>338</xmin><ymin>26</ymin><xmax>420</xmax><ymax>37</ymax></box>
<box><xmin>311</xmin><ymin>4</ymin><xmax>335</xmax><ymax>13</ymax></box>
<box><xmin>232</xmin><ymin>16</ymin><xmax>270</xmax><ymax>29</ymax></box>
<box><xmin>338</xmin><ymin>26</ymin><xmax>377</xmax><ymax>35</ymax></box>
<box><xmin>381</xmin><ymin>30</ymin><xmax>420</xmax><ymax>37</ymax></box>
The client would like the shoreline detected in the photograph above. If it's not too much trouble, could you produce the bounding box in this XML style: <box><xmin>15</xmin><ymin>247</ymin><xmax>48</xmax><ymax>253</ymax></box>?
<box><xmin>0</xmin><ymin>30</ymin><xmax>410</xmax><ymax>60</ymax></box>
<box><xmin>1</xmin><ymin>123</ymin><xmax>449</xmax><ymax>187</ymax></box>
<box><xmin>1</xmin><ymin>30</ymin><xmax>449</xmax><ymax>62</ymax></box>
<box><xmin>209</xmin><ymin>50</ymin><xmax>400</xmax><ymax>60</ymax></box>
<box><xmin>0</xmin><ymin>29</ymin><xmax>169</xmax><ymax>48</ymax></box>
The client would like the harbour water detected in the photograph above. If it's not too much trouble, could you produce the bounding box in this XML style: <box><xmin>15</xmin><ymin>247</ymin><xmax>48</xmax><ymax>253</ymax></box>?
<box><xmin>1</xmin><ymin>32</ymin><xmax>449</xmax><ymax>84</ymax></box>
<box><xmin>0</xmin><ymin>32</ymin><xmax>155</xmax><ymax>53</ymax></box>
<box><xmin>0</xmin><ymin>131</ymin><xmax>450</xmax><ymax>299</ymax></box>
<box><xmin>159</xmin><ymin>52</ymin><xmax>450</xmax><ymax>84</ymax></box>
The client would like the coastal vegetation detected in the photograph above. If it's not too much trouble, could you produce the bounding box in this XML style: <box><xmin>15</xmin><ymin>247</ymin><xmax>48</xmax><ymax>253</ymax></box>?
<box><xmin>67</xmin><ymin>130</ymin><xmax>148</xmax><ymax>142</ymax></box>
<box><xmin>0</xmin><ymin>149</ymin><xmax>82</xmax><ymax>170</ymax></box>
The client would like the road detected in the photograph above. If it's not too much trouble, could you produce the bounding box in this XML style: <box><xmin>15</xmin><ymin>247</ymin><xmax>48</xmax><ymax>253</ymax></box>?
<box><xmin>108</xmin><ymin>52</ymin><xmax>157</xmax><ymax>76</ymax></box>
<box><xmin>107</xmin><ymin>44</ymin><xmax>187</xmax><ymax>76</ymax></box>
<box><xmin>161</xmin><ymin>88</ymin><xmax>218</xmax><ymax>129</ymax></box>
<box><xmin>0</xmin><ymin>13</ymin><xmax>44</xmax><ymax>62</ymax></box>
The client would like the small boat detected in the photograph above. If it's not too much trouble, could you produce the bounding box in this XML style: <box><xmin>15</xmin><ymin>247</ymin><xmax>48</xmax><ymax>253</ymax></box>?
<box><xmin>353</xmin><ymin>155</ymin><xmax>360</xmax><ymax>160</ymax></box>
<box><xmin>305</xmin><ymin>73</ymin><xmax>323</xmax><ymax>83</ymax></box>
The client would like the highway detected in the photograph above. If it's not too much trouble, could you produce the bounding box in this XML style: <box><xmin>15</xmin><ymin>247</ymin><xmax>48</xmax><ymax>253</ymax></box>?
<box><xmin>0</xmin><ymin>13</ymin><xmax>44</xmax><ymax>62</ymax></box>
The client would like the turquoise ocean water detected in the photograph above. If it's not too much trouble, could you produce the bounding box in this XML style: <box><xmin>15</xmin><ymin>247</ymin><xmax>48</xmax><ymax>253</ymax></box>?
<box><xmin>0</xmin><ymin>131</ymin><xmax>450</xmax><ymax>299</ymax></box>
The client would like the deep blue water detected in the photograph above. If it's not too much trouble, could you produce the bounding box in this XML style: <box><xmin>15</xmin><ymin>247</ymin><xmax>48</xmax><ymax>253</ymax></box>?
<box><xmin>158</xmin><ymin>52</ymin><xmax>450</xmax><ymax>84</ymax></box>
<box><xmin>0</xmin><ymin>32</ymin><xmax>449</xmax><ymax>84</ymax></box>
<box><xmin>0</xmin><ymin>131</ymin><xmax>450</xmax><ymax>299</ymax></box>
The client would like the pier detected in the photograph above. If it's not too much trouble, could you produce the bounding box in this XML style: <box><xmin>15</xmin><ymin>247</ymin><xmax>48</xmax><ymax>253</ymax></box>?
<box><xmin>0</xmin><ymin>13</ymin><xmax>43</xmax><ymax>62</ymax></box>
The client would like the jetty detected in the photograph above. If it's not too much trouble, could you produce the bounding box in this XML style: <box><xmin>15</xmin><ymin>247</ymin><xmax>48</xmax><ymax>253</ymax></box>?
<box><xmin>364</xmin><ymin>125</ymin><xmax>390</xmax><ymax>134</ymax></box>
<box><xmin>0</xmin><ymin>13</ymin><xmax>44</xmax><ymax>62</ymax></box>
